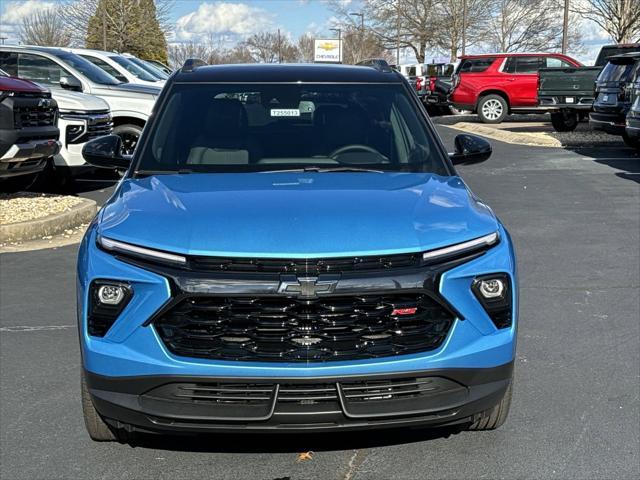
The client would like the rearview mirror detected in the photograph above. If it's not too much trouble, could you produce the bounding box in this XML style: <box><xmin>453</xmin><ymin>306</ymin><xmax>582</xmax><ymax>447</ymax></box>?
<box><xmin>82</xmin><ymin>135</ymin><xmax>131</xmax><ymax>170</ymax></box>
<box><xmin>59</xmin><ymin>75</ymin><xmax>82</xmax><ymax>91</ymax></box>
<box><xmin>449</xmin><ymin>134</ymin><xmax>492</xmax><ymax>165</ymax></box>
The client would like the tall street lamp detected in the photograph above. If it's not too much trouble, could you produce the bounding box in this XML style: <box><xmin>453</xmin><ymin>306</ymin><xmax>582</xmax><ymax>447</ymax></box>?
<box><xmin>350</xmin><ymin>12</ymin><xmax>364</xmax><ymax>62</ymax></box>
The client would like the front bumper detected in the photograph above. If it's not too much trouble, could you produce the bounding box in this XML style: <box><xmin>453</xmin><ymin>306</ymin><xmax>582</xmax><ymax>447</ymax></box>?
<box><xmin>0</xmin><ymin>138</ymin><xmax>61</xmax><ymax>178</ymax></box>
<box><xmin>78</xmin><ymin>223</ymin><xmax>518</xmax><ymax>432</ymax></box>
<box><xmin>85</xmin><ymin>362</ymin><xmax>513</xmax><ymax>433</ymax></box>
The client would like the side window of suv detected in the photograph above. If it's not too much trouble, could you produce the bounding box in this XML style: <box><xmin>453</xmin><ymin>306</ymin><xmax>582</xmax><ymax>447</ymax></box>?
<box><xmin>0</xmin><ymin>52</ymin><xmax>18</xmax><ymax>76</ymax></box>
<box><xmin>504</xmin><ymin>56</ymin><xmax>542</xmax><ymax>74</ymax></box>
<box><xmin>459</xmin><ymin>58</ymin><xmax>496</xmax><ymax>73</ymax></box>
<box><xmin>17</xmin><ymin>53</ymin><xmax>71</xmax><ymax>86</ymax></box>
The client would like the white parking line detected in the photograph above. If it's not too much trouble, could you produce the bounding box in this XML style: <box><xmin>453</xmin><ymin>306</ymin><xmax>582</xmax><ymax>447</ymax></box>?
<box><xmin>0</xmin><ymin>325</ymin><xmax>75</xmax><ymax>332</ymax></box>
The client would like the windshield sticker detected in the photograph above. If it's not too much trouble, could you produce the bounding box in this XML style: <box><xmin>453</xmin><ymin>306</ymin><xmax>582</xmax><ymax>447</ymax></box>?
<box><xmin>270</xmin><ymin>109</ymin><xmax>300</xmax><ymax>117</ymax></box>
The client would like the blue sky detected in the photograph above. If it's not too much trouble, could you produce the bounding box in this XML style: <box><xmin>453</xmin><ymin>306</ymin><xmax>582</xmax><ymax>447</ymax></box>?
<box><xmin>0</xmin><ymin>0</ymin><xmax>612</xmax><ymax>64</ymax></box>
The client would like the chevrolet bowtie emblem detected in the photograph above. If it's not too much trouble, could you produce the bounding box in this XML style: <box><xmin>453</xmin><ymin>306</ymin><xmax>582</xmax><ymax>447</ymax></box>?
<box><xmin>318</xmin><ymin>42</ymin><xmax>338</xmax><ymax>51</ymax></box>
<box><xmin>278</xmin><ymin>275</ymin><xmax>338</xmax><ymax>299</ymax></box>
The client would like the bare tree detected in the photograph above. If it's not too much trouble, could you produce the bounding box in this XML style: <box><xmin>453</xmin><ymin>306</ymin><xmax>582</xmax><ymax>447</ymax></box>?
<box><xmin>487</xmin><ymin>0</ymin><xmax>582</xmax><ymax>52</ymax></box>
<box><xmin>571</xmin><ymin>0</ymin><xmax>640</xmax><ymax>43</ymax></box>
<box><xmin>242</xmin><ymin>32</ymin><xmax>298</xmax><ymax>63</ymax></box>
<box><xmin>329</xmin><ymin>0</ymin><xmax>440</xmax><ymax>63</ymax></box>
<box><xmin>167</xmin><ymin>42</ymin><xmax>211</xmax><ymax>69</ymax></box>
<box><xmin>18</xmin><ymin>9</ymin><xmax>71</xmax><ymax>47</ymax></box>
<box><xmin>340</xmin><ymin>28</ymin><xmax>393</xmax><ymax>64</ymax></box>
<box><xmin>297</xmin><ymin>33</ymin><xmax>315</xmax><ymax>63</ymax></box>
<box><xmin>435</xmin><ymin>0</ymin><xmax>492</xmax><ymax>62</ymax></box>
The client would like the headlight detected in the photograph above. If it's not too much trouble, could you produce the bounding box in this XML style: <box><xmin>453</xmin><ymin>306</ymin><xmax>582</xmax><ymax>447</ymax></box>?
<box><xmin>98</xmin><ymin>235</ymin><xmax>187</xmax><ymax>265</ymax></box>
<box><xmin>472</xmin><ymin>273</ymin><xmax>512</xmax><ymax>329</ymax></box>
<box><xmin>422</xmin><ymin>232</ymin><xmax>499</xmax><ymax>263</ymax></box>
<box><xmin>88</xmin><ymin>280</ymin><xmax>132</xmax><ymax>337</ymax></box>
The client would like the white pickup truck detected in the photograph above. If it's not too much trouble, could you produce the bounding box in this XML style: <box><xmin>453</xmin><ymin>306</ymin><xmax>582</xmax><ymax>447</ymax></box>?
<box><xmin>0</xmin><ymin>46</ymin><xmax>159</xmax><ymax>158</ymax></box>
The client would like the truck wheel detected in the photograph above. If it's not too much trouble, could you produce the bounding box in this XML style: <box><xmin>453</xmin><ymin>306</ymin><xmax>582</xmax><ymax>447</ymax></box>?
<box><xmin>81</xmin><ymin>373</ymin><xmax>123</xmax><ymax>442</ymax></box>
<box><xmin>622</xmin><ymin>132</ymin><xmax>640</xmax><ymax>150</ymax></box>
<box><xmin>477</xmin><ymin>95</ymin><xmax>507</xmax><ymax>124</ymax></box>
<box><xmin>113</xmin><ymin>124</ymin><xmax>143</xmax><ymax>156</ymax></box>
<box><xmin>550</xmin><ymin>111</ymin><xmax>578</xmax><ymax>132</ymax></box>
<box><xmin>0</xmin><ymin>173</ymin><xmax>38</xmax><ymax>193</ymax></box>
<box><xmin>467</xmin><ymin>378</ymin><xmax>513</xmax><ymax>431</ymax></box>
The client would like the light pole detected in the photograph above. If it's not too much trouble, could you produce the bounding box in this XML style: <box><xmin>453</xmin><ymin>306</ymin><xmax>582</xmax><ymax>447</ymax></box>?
<box><xmin>461</xmin><ymin>0</ymin><xmax>467</xmax><ymax>57</ymax></box>
<box><xmin>396</xmin><ymin>0</ymin><xmax>400</xmax><ymax>66</ymax></box>
<box><xmin>350</xmin><ymin>12</ymin><xmax>364</xmax><ymax>62</ymax></box>
<box><xmin>330</xmin><ymin>27</ymin><xmax>342</xmax><ymax>63</ymax></box>
<box><xmin>562</xmin><ymin>0</ymin><xmax>569</xmax><ymax>54</ymax></box>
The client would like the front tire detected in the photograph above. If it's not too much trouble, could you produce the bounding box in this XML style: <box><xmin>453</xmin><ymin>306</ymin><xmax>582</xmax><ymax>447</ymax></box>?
<box><xmin>113</xmin><ymin>123</ymin><xmax>143</xmax><ymax>156</ymax></box>
<box><xmin>81</xmin><ymin>373</ymin><xmax>122</xmax><ymax>442</ymax></box>
<box><xmin>477</xmin><ymin>94</ymin><xmax>508</xmax><ymax>124</ymax></box>
<box><xmin>550</xmin><ymin>110</ymin><xmax>578</xmax><ymax>132</ymax></box>
<box><xmin>467</xmin><ymin>378</ymin><xmax>513</xmax><ymax>431</ymax></box>
<box><xmin>622</xmin><ymin>132</ymin><xmax>640</xmax><ymax>149</ymax></box>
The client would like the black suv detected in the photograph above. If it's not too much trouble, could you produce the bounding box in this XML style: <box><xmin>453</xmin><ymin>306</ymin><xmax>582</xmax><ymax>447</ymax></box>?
<box><xmin>625</xmin><ymin>77</ymin><xmax>640</xmax><ymax>151</ymax></box>
<box><xmin>590</xmin><ymin>52</ymin><xmax>640</xmax><ymax>148</ymax></box>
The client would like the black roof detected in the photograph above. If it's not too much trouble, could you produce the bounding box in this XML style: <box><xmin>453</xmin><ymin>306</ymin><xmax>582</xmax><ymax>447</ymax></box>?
<box><xmin>173</xmin><ymin>63</ymin><xmax>404</xmax><ymax>83</ymax></box>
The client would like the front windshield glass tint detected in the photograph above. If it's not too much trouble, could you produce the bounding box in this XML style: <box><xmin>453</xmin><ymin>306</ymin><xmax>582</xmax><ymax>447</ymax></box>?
<box><xmin>55</xmin><ymin>51</ymin><xmax>121</xmax><ymax>85</ymax></box>
<box><xmin>136</xmin><ymin>83</ymin><xmax>447</xmax><ymax>175</ymax></box>
<box><xmin>111</xmin><ymin>55</ymin><xmax>158</xmax><ymax>82</ymax></box>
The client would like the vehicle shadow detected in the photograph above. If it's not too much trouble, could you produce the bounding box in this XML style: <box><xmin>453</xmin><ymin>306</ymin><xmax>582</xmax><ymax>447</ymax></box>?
<box><xmin>124</xmin><ymin>424</ymin><xmax>466</xmax><ymax>452</ymax></box>
<box><xmin>566</xmin><ymin>145</ymin><xmax>640</xmax><ymax>184</ymax></box>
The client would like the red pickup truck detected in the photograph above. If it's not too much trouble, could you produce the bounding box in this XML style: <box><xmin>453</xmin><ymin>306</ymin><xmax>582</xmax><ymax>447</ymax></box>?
<box><xmin>449</xmin><ymin>53</ymin><xmax>582</xmax><ymax>123</ymax></box>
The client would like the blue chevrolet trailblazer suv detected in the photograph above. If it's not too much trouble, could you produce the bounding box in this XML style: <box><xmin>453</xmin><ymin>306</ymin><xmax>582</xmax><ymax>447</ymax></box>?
<box><xmin>77</xmin><ymin>60</ymin><xmax>517</xmax><ymax>441</ymax></box>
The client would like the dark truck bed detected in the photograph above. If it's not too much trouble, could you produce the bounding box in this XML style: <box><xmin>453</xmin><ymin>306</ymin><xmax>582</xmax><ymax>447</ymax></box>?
<box><xmin>538</xmin><ymin>66</ymin><xmax>601</xmax><ymax>110</ymax></box>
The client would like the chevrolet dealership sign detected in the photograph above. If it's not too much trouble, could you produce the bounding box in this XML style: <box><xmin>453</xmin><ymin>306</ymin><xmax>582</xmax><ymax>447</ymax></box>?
<box><xmin>314</xmin><ymin>39</ymin><xmax>342</xmax><ymax>63</ymax></box>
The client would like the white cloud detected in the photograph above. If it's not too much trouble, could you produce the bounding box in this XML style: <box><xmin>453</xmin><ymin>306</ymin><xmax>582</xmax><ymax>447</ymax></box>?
<box><xmin>0</xmin><ymin>0</ymin><xmax>55</xmax><ymax>42</ymax></box>
<box><xmin>174</xmin><ymin>2</ymin><xmax>275</xmax><ymax>42</ymax></box>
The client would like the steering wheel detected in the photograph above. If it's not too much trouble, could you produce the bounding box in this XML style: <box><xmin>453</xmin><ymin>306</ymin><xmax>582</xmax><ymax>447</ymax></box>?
<box><xmin>329</xmin><ymin>144</ymin><xmax>384</xmax><ymax>159</ymax></box>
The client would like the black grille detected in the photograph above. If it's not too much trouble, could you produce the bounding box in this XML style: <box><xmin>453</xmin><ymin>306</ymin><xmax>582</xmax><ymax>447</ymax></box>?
<box><xmin>278</xmin><ymin>383</ymin><xmax>337</xmax><ymax>403</ymax></box>
<box><xmin>86</xmin><ymin>116</ymin><xmax>113</xmax><ymax>140</ymax></box>
<box><xmin>14</xmin><ymin>105</ymin><xmax>57</xmax><ymax>128</ymax></box>
<box><xmin>189</xmin><ymin>253</ymin><xmax>421</xmax><ymax>274</ymax></box>
<box><xmin>172</xmin><ymin>383</ymin><xmax>275</xmax><ymax>404</ymax></box>
<box><xmin>154</xmin><ymin>294</ymin><xmax>454</xmax><ymax>362</ymax></box>
<box><xmin>340</xmin><ymin>377</ymin><xmax>439</xmax><ymax>402</ymax></box>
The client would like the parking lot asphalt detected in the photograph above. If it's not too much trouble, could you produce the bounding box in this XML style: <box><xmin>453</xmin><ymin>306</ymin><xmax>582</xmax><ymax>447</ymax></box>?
<box><xmin>1</xmin><ymin>125</ymin><xmax>638</xmax><ymax>480</ymax></box>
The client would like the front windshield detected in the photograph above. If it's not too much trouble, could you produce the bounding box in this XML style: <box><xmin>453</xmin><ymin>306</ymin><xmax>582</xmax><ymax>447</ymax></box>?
<box><xmin>54</xmin><ymin>51</ymin><xmax>121</xmax><ymax>85</ymax></box>
<box><xmin>111</xmin><ymin>55</ymin><xmax>159</xmax><ymax>82</ymax></box>
<box><xmin>136</xmin><ymin>83</ymin><xmax>447</xmax><ymax>175</ymax></box>
<box><xmin>126</xmin><ymin>57</ymin><xmax>168</xmax><ymax>80</ymax></box>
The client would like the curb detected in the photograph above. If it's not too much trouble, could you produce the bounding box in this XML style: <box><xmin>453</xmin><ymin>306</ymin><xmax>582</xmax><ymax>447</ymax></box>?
<box><xmin>445</xmin><ymin>122</ymin><xmax>562</xmax><ymax>148</ymax></box>
<box><xmin>0</xmin><ymin>198</ymin><xmax>97</xmax><ymax>243</ymax></box>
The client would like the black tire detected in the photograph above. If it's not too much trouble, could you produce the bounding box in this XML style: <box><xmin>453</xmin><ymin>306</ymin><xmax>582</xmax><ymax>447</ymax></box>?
<box><xmin>467</xmin><ymin>378</ymin><xmax>513</xmax><ymax>431</ymax></box>
<box><xmin>113</xmin><ymin>123</ymin><xmax>143</xmax><ymax>156</ymax></box>
<box><xmin>81</xmin><ymin>373</ymin><xmax>121</xmax><ymax>442</ymax></box>
<box><xmin>550</xmin><ymin>110</ymin><xmax>579</xmax><ymax>132</ymax></box>
<box><xmin>30</xmin><ymin>160</ymin><xmax>75</xmax><ymax>193</ymax></box>
<box><xmin>477</xmin><ymin>94</ymin><xmax>508</xmax><ymax>124</ymax></box>
<box><xmin>0</xmin><ymin>172</ymin><xmax>38</xmax><ymax>193</ymax></box>
<box><xmin>622</xmin><ymin>132</ymin><xmax>640</xmax><ymax>149</ymax></box>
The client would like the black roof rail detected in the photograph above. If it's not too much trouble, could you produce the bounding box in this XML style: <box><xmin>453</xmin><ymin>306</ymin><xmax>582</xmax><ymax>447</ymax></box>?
<box><xmin>355</xmin><ymin>59</ymin><xmax>394</xmax><ymax>73</ymax></box>
<box><xmin>182</xmin><ymin>58</ymin><xmax>207</xmax><ymax>73</ymax></box>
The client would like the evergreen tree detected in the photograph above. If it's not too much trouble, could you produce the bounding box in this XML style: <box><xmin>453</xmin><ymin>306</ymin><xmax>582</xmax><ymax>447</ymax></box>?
<box><xmin>86</xmin><ymin>0</ymin><xmax>168</xmax><ymax>64</ymax></box>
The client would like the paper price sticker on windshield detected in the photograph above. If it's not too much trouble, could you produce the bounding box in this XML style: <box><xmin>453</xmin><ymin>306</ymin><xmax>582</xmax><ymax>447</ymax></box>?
<box><xmin>271</xmin><ymin>109</ymin><xmax>300</xmax><ymax>117</ymax></box>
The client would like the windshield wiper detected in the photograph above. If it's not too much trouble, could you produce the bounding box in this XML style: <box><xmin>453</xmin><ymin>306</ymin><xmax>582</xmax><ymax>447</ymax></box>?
<box><xmin>261</xmin><ymin>166</ymin><xmax>384</xmax><ymax>174</ymax></box>
<box><xmin>135</xmin><ymin>168</ymin><xmax>194</xmax><ymax>177</ymax></box>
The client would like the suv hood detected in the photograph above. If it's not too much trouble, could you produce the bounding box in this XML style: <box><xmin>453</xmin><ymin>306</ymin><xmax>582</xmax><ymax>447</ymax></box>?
<box><xmin>50</xmin><ymin>90</ymin><xmax>109</xmax><ymax>112</ymax></box>
<box><xmin>98</xmin><ymin>172</ymin><xmax>499</xmax><ymax>257</ymax></box>
<box><xmin>109</xmin><ymin>83</ymin><xmax>161</xmax><ymax>96</ymax></box>
<box><xmin>0</xmin><ymin>75</ymin><xmax>49</xmax><ymax>94</ymax></box>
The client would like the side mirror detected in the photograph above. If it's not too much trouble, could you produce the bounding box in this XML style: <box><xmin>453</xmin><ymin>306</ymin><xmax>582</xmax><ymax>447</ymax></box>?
<box><xmin>82</xmin><ymin>135</ymin><xmax>131</xmax><ymax>170</ymax></box>
<box><xmin>60</xmin><ymin>75</ymin><xmax>82</xmax><ymax>91</ymax></box>
<box><xmin>449</xmin><ymin>134</ymin><xmax>492</xmax><ymax>165</ymax></box>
